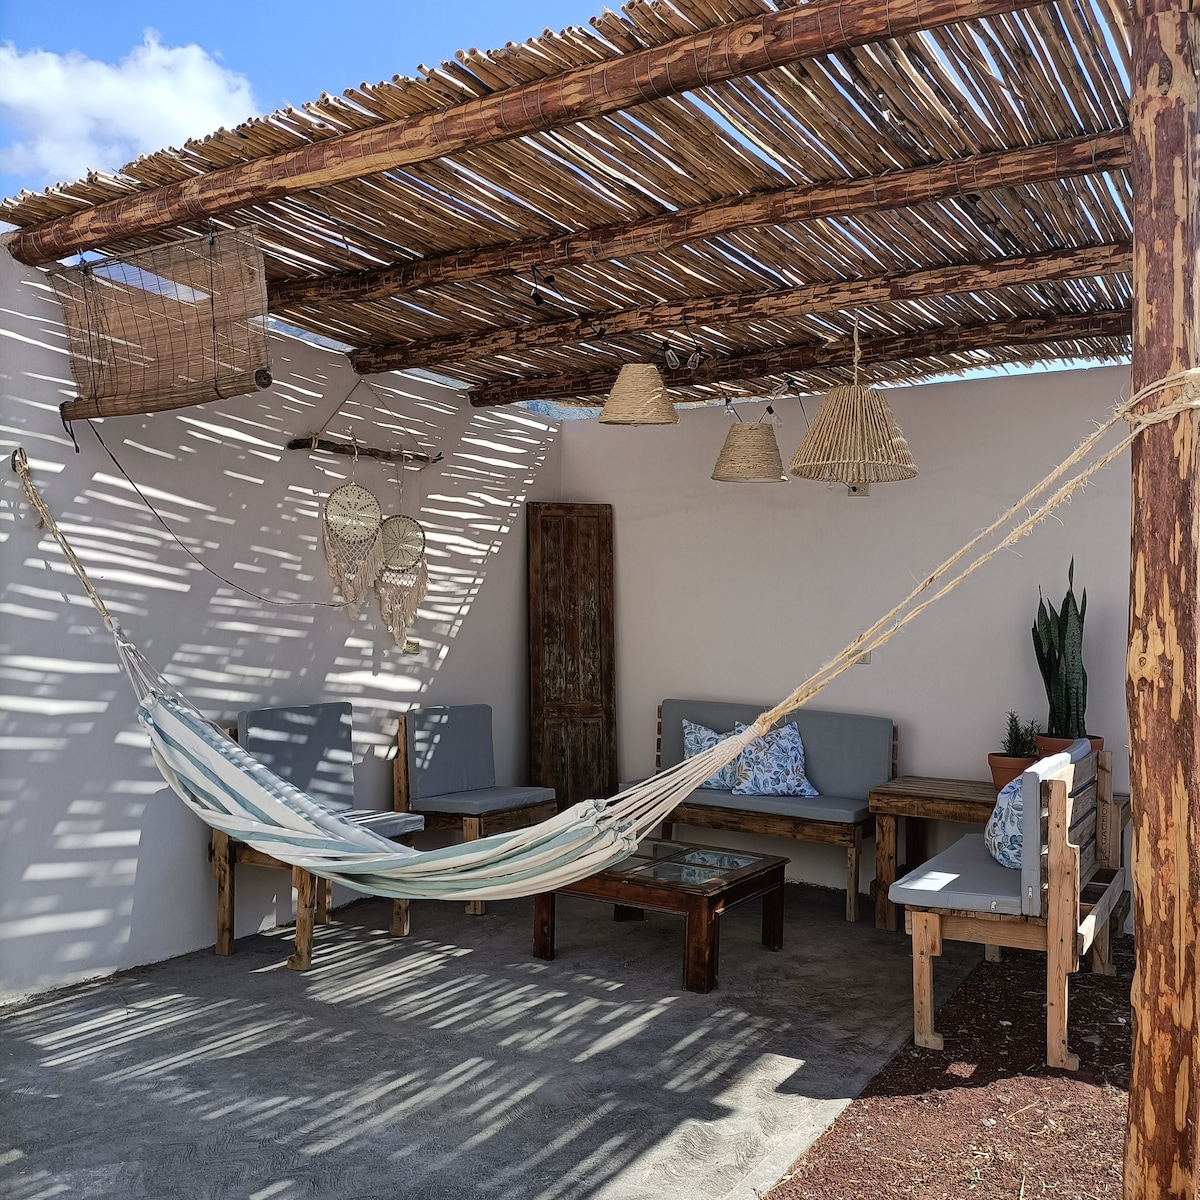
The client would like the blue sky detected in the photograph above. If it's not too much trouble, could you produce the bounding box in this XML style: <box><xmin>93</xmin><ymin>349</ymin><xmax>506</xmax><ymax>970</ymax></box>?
<box><xmin>0</xmin><ymin>1</ymin><xmax>605</xmax><ymax>200</ymax></box>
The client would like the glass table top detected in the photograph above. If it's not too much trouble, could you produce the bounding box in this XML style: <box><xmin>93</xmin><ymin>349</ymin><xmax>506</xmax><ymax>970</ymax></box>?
<box><xmin>610</xmin><ymin>841</ymin><xmax>763</xmax><ymax>884</ymax></box>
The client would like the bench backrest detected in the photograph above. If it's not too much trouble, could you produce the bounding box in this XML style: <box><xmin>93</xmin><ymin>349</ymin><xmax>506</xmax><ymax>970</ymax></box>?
<box><xmin>405</xmin><ymin>704</ymin><xmax>496</xmax><ymax>799</ymax></box>
<box><xmin>657</xmin><ymin>698</ymin><xmax>895</xmax><ymax>800</ymax></box>
<box><xmin>236</xmin><ymin>702</ymin><xmax>355</xmax><ymax>810</ymax></box>
<box><xmin>1020</xmin><ymin>741</ymin><xmax>1106</xmax><ymax>917</ymax></box>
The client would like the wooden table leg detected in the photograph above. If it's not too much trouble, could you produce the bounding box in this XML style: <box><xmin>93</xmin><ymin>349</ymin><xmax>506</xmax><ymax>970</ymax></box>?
<box><xmin>683</xmin><ymin>899</ymin><xmax>720</xmax><ymax>993</ymax></box>
<box><xmin>212</xmin><ymin>830</ymin><xmax>236</xmax><ymax>956</ymax></box>
<box><xmin>761</xmin><ymin>877</ymin><xmax>784</xmax><ymax>952</ymax></box>
<box><xmin>533</xmin><ymin>893</ymin><xmax>555</xmax><ymax>960</ymax></box>
<box><xmin>390</xmin><ymin>899</ymin><xmax>411</xmax><ymax>937</ymax></box>
<box><xmin>287</xmin><ymin>867</ymin><xmax>316</xmax><ymax>971</ymax></box>
<box><xmin>316</xmin><ymin>878</ymin><xmax>332</xmax><ymax>925</ymax></box>
<box><xmin>875</xmin><ymin>814</ymin><xmax>898</xmax><ymax>931</ymax></box>
<box><xmin>614</xmin><ymin>904</ymin><xmax>645</xmax><ymax>921</ymax></box>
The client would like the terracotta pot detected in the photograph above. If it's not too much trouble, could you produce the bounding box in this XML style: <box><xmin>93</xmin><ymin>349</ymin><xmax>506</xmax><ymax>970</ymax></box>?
<box><xmin>1034</xmin><ymin>733</ymin><xmax>1104</xmax><ymax>758</ymax></box>
<box><xmin>988</xmin><ymin>753</ymin><xmax>1037</xmax><ymax>791</ymax></box>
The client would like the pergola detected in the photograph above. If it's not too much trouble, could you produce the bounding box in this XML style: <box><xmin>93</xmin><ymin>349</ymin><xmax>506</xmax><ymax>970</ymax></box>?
<box><xmin>1</xmin><ymin>0</ymin><xmax>1194</xmax><ymax>1192</ymax></box>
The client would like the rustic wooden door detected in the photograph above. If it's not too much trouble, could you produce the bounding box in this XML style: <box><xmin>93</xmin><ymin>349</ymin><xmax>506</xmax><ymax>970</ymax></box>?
<box><xmin>528</xmin><ymin>502</ymin><xmax>617</xmax><ymax>810</ymax></box>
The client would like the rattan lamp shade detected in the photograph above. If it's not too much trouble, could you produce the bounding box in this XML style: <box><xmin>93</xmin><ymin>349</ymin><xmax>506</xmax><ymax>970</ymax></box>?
<box><xmin>712</xmin><ymin>421</ymin><xmax>786</xmax><ymax>482</ymax></box>
<box><xmin>789</xmin><ymin>383</ymin><xmax>918</xmax><ymax>484</ymax></box>
<box><xmin>599</xmin><ymin>363</ymin><xmax>679</xmax><ymax>425</ymax></box>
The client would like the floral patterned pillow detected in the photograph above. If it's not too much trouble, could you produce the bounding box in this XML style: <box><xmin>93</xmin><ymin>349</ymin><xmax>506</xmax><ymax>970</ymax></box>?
<box><xmin>731</xmin><ymin>722</ymin><xmax>820</xmax><ymax>797</ymax></box>
<box><xmin>983</xmin><ymin>777</ymin><xmax>1023</xmax><ymax>869</ymax></box>
<box><xmin>682</xmin><ymin>718</ymin><xmax>739</xmax><ymax>790</ymax></box>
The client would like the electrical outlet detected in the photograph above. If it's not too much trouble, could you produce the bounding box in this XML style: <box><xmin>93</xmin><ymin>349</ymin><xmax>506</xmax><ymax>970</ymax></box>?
<box><xmin>854</xmin><ymin>649</ymin><xmax>872</xmax><ymax>665</ymax></box>
<box><xmin>846</xmin><ymin>483</ymin><xmax>870</xmax><ymax>497</ymax></box>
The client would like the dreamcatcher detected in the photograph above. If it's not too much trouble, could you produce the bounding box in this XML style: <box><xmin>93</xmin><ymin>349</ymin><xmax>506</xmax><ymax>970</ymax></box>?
<box><xmin>376</xmin><ymin>514</ymin><xmax>428</xmax><ymax>648</ymax></box>
<box><xmin>322</xmin><ymin>481</ymin><xmax>384</xmax><ymax>616</ymax></box>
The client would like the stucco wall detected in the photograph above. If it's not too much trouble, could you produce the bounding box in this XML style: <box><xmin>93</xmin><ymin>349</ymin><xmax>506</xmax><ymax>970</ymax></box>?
<box><xmin>0</xmin><ymin>247</ymin><xmax>561</xmax><ymax>1000</ymax></box>
<box><xmin>558</xmin><ymin>366</ymin><xmax>1132</xmax><ymax>888</ymax></box>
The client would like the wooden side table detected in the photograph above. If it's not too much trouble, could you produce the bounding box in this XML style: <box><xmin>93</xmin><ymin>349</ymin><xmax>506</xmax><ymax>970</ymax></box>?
<box><xmin>869</xmin><ymin>776</ymin><xmax>998</xmax><ymax>931</ymax></box>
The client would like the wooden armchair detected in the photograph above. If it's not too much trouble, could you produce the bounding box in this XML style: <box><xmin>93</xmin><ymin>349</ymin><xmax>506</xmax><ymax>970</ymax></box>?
<box><xmin>210</xmin><ymin>703</ymin><xmax>423</xmax><ymax>970</ymax></box>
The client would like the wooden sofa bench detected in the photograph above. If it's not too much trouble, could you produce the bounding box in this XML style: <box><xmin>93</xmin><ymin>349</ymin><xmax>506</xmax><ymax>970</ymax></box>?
<box><xmin>210</xmin><ymin>702</ymin><xmax>424</xmax><ymax>970</ymax></box>
<box><xmin>656</xmin><ymin>699</ymin><xmax>896</xmax><ymax>921</ymax></box>
<box><xmin>394</xmin><ymin>704</ymin><xmax>556</xmax><ymax>914</ymax></box>
<box><xmin>888</xmin><ymin>743</ymin><xmax>1128</xmax><ymax>1069</ymax></box>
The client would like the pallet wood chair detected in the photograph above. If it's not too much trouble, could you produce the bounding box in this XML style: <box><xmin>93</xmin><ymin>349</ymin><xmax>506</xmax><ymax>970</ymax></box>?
<box><xmin>210</xmin><ymin>702</ymin><xmax>423</xmax><ymax>970</ymax></box>
<box><xmin>394</xmin><ymin>705</ymin><xmax>556</xmax><ymax>914</ymax></box>
<box><xmin>889</xmin><ymin>744</ymin><xmax>1128</xmax><ymax>1070</ymax></box>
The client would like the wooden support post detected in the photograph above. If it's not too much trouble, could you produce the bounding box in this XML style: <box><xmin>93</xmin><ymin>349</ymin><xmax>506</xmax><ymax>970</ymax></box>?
<box><xmin>287</xmin><ymin>867</ymin><xmax>316</xmax><ymax>972</ymax></box>
<box><xmin>875</xmin><ymin>813</ymin><xmax>898</xmax><ymax>931</ymax></box>
<box><xmin>845</xmin><ymin>825</ymin><xmax>862</xmax><ymax>923</ymax></box>
<box><xmin>911</xmin><ymin>911</ymin><xmax>944</xmax><ymax>1051</ymax></box>
<box><xmin>463</xmin><ymin>817</ymin><xmax>485</xmax><ymax>916</ymax></box>
<box><xmin>1126</xmin><ymin>0</ymin><xmax>1200</xmax><ymax>1192</ymax></box>
<box><xmin>212</xmin><ymin>830</ymin><xmax>236</xmax><ymax>957</ymax></box>
<box><xmin>390</xmin><ymin>899</ymin><xmax>411</xmax><ymax>937</ymax></box>
<box><xmin>984</xmin><ymin>944</ymin><xmax>1002</xmax><ymax>963</ymax></box>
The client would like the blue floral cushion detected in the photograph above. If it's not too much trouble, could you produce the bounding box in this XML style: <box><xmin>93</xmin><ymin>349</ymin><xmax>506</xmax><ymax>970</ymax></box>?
<box><xmin>682</xmin><ymin>718</ymin><xmax>739</xmax><ymax>790</ymax></box>
<box><xmin>731</xmin><ymin>722</ymin><xmax>820</xmax><ymax>797</ymax></box>
<box><xmin>983</xmin><ymin>777</ymin><xmax>1023</xmax><ymax>869</ymax></box>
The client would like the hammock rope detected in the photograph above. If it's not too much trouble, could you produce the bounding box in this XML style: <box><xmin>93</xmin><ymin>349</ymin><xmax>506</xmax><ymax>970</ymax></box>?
<box><xmin>8</xmin><ymin>370</ymin><xmax>1199</xmax><ymax>900</ymax></box>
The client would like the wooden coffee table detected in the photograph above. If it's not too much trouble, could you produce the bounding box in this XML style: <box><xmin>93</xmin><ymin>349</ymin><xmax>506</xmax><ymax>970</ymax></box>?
<box><xmin>532</xmin><ymin>840</ymin><xmax>787</xmax><ymax>993</ymax></box>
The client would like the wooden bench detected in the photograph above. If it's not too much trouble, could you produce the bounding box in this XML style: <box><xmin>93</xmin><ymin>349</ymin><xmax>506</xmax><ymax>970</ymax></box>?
<box><xmin>210</xmin><ymin>703</ymin><xmax>423</xmax><ymax>970</ymax></box>
<box><xmin>889</xmin><ymin>743</ymin><xmax>1129</xmax><ymax>1069</ymax></box>
<box><xmin>394</xmin><ymin>704</ymin><xmax>556</xmax><ymax>914</ymax></box>
<box><xmin>655</xmin><ymin>699</ymin><xmax>897</xmax><ymax>921</ymax></box>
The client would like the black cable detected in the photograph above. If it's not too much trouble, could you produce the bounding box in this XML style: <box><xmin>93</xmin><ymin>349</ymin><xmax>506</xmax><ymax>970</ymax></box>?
<box><xmin>87</xmin><ymin>421</ymin><xmax>347</xmax><ymax>609</ymax></box>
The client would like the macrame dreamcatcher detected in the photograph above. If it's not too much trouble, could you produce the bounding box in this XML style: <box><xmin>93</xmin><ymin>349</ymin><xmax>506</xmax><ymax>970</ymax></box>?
<box><xmin>322</xmin><ymin>482</ymin><xmax>384</xmax><ymax>616</ymax></box>
<box><xmin>376</xmin><ymin>514</ymin><xmax>428</xmax><ymax>647</ymax></box>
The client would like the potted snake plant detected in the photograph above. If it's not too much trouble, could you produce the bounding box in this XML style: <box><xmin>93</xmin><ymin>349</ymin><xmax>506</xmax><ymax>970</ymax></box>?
<box><xmin>988</xmin><ymin>710</ymin><xmax>1039</xmax><ymax>791</ymax></box>
<box><xmin>1031</xmin><ymin>559</ymin><xmax>1103</xmax><ymax>756</ymax></box>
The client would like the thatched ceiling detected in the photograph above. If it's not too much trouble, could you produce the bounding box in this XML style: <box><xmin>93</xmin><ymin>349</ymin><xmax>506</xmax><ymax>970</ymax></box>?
<box><xmin>0</xmin><ymin>0</ymin><xmax>1133</xmax><ymax>408</ymax></box>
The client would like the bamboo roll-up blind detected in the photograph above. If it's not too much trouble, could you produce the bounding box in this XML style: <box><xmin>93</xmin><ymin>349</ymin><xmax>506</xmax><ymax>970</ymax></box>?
<box><xmin>51</xmin><ymin>228</ymin><xmax>271</xmax><ymax>421</ymax></box>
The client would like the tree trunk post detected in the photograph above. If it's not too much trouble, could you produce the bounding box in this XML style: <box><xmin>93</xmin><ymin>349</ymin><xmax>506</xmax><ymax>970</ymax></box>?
<box><xmin>1126</xmin><ymin>0</ymin><xmax>1200</xmax><ymax>1195</ymax></box>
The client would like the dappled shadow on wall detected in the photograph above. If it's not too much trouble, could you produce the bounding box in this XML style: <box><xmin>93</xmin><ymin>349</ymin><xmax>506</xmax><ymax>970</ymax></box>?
<box><xmin>0</xmin><ymin>278</ymin><xmax>554</xmax><ymax>988</ymax></box>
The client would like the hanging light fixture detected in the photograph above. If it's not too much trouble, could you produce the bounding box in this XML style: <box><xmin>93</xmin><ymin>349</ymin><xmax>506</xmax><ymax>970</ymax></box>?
<box><xmin>711</xmin><ymin>404</ymin><xmax>786</xmax><ymax>482</ymax></box>
<box><xmin>788</xmin><ymin>317</ymin><xmax>918</xmax><ymax>484</ymax></box>
<box><xmin>599</xmin><ymin>363</ymin><xmax>679</xmax><ymax>425</ymax></box>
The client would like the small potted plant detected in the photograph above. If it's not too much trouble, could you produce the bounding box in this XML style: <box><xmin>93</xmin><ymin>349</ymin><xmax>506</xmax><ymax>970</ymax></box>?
<box><xmin>1031</xmin><ymin>559</ymin><xmax>1103</xmax><ymax>756</ymax></box>
<box><xmin>988</xmin><ymin>710</ymin><xmax>1039</xmax><ymax>790</ymax></box>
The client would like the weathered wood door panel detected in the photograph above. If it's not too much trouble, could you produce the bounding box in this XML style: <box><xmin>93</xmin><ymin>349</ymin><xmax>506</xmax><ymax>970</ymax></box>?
<box><xmin>528</xmin><ymin>503</ymin><xmax>616</xmax><ymax>809</ymax></box>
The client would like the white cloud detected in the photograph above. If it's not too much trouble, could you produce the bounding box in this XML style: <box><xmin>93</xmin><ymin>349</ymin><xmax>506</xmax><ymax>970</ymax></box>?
<box><xmin>0</xmin><ymin>32</ymin><xmax>258</xmax><ymax>188</ymax></box>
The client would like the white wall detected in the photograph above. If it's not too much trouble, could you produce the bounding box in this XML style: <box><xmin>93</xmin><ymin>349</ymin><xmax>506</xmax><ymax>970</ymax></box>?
<box><xmin>0</xmin><ymin>247</ymin><xmax>561</xmax><ymax>1001</ymax></box>
<box><xmin>559</xmin><ymin>367</ymin><xmax>1131</xmax><ymax>888</ymax></box>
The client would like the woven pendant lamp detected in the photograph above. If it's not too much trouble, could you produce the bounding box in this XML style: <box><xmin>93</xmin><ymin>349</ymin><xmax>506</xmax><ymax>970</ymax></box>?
<box><xmin>712</xmin><ymin>419</ymin><xmax>786</xmax><ymax>482</ymax></box>
<box><xmin>789</xmin><ymin>320</ymin><xmax>917</xmax><ymax>484</ymax></box>
<box><xmin>599</xmin><ymin>363</ymin><xmax>679</xmax><ymax>425</ymax></box>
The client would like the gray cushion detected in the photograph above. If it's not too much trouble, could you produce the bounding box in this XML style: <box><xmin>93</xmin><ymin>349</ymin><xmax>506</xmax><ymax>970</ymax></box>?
<box><xmin>407</xmin><ymin>705</ymin><xmax>496</xmax><ymax>798</ymax></box>
<box><xmin>410</xmin><ymin>785</ymin><xmax>556</xmax><ymax>817</ymax></box>
<box><xmin>659</xmin><ymin>699</ymin><xmax>893</xmax><ymax>800</ymax></box>
<box><xmin>673</xmin><ymin>787</ymin><xmax>869</xmax><ymax>824</ymax></box>
<box><xmin>346</xmin><ymin>810</ymin><xmax>425</xmax><ymax>838</ymax></box>
<box><xmin>238</xmin><ymin>703</ymin><xmax>355</xmax><ymax>810</ymax></box>
<box><xmin>888</xmin><ymin>833</ymin><xmax>1023</xmax><ymax>915</ymax></box>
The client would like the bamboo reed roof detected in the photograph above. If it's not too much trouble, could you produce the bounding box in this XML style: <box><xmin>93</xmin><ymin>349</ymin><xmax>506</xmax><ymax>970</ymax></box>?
<box><xmin>0</xmin><ymin>0</ymin><xmax>1134</xmax><ymax>408</ymax></box>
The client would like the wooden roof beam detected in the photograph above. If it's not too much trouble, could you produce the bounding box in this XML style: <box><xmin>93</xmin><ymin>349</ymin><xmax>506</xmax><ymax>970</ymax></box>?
<box><xmin>8</xmin><ymin>0</ymin><xmax>1048</xmax><ymax>266</ymax></box>
<box><xmin>465</xmin><ymin>310</ymin><xmax>1132</xmax><ymax>407</ymax></box>
<box><xmin>351</xmin><ymin>242</ymin><xmax>1131</xmax><ymax>373</ymax></box>
<box><xmin>286</xmin><ymin>130</ymin><xmax>1130</xmax><ymax>310</ymax></box>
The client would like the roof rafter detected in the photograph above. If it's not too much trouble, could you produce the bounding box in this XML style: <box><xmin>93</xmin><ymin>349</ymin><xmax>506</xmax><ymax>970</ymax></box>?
<box><xmin>284</xmin><ymin>130</ymin><xmax>1129</xmax><ymax>310</ymax></box>
<box><xmin>466</xmin><ymin>310</ymin><xmax>1132</xmax><ymax>406</ymax></box>
<box><xmin>7</xmin><ymin>0</ymin><xmax>1047</xmax><ymax>266</ymax></box>
<box><xmin>351</xmin><ymin>241</ymin><xmax>1131</xmax><ymax>373</ymax></box>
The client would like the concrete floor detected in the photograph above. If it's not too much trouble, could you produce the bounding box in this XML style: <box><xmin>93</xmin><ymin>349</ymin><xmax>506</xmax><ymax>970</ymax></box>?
<box><xmin>1</xmin><ymin>884</ymin><xmax>977</xmax><ymax>1200</ymax></box>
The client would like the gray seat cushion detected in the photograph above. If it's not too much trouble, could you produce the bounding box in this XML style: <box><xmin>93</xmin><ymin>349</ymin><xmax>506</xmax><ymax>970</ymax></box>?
<box><xmin>674</xmin><ymin>787</ymin><xmax>869</xmax><ymax>824</ymax></box>
<box><xmin>346</xmin><ymin>809</ymin><xmax>425</xmax><ymax>838</ymax></box>
<box><xmin>888</xmin><ymin>833</ymin><xmax>1023</xmax><ymax>916</ymax></box>
<box><xmin>659</xmin><ymin>699</ymin><xmax>892</xmax><ymax>801</ymax></box>
<box><xmin>407</xmin><ymin>704</ymin><xmax>497</xmax><ymax>797</ymax></box>
<box><xmin>238</xmin><ymin>702</ymin><xmax>355</xmax><ymax>810</ymax></box>
<box><xmin>410</xmin><ymin>785</ymin><xmax>556</xmax><ymax>817</ymax></box>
